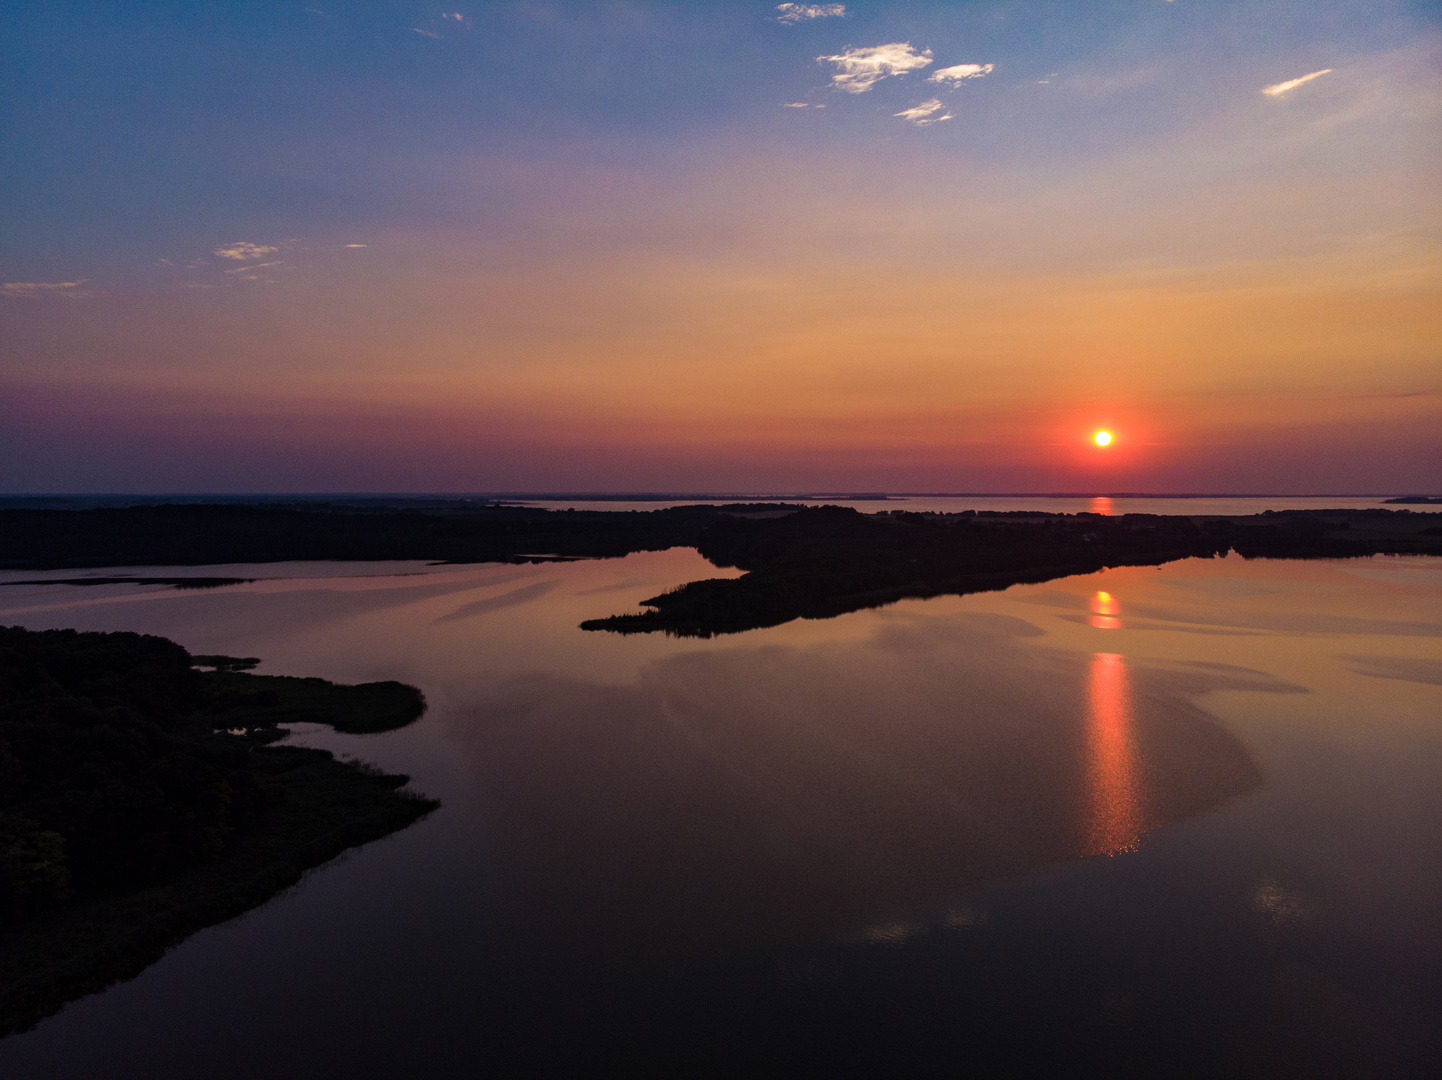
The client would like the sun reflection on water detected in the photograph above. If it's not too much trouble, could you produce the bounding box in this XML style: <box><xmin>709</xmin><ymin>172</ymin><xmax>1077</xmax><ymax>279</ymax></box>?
<box><xmin>1082</xmin><ymin>651</ymin><xmax>1145</xmax><ymax>856</ymax></box>
<box><xmin>1088</xmin><ymin>589</ymin><xmax>1122</xmax><ymax>629</ymax></box>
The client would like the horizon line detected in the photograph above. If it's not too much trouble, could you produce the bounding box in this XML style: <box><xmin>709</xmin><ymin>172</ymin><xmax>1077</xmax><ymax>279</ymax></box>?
<box><xmin>2</xmin><ymin>492</ymin><xmax>1433</xmax><ymax>501</ymax></box>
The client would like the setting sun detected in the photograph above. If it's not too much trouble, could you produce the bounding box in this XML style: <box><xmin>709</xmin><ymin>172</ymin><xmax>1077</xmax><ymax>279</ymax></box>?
<box><xmin>1093</xmin><ymin>430</ymin><xmax>1114</xmax><ymax>447</ymax></box>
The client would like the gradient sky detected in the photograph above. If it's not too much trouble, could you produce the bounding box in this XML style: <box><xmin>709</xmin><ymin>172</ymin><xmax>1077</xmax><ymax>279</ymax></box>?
<box><xmin>2</xmin><ymin>0</ymin><xmax>1438</xmax><ymax>493</ymax></box>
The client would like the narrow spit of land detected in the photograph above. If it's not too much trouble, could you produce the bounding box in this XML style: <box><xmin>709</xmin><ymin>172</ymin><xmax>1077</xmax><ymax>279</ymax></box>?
<box><xmin>0</xmin><ymin>628</ymin><xmax>436</xmax><ymax>1037</ymax></box>
<box><xmin>583</xmin><ymin>505</ymin><xmax>1442</xmax><ymax>636</ymax></box>
<box><xmin>1</xmin><ymin>501</ymin><xmax>1438</xmax><ymax>636</ymax></box>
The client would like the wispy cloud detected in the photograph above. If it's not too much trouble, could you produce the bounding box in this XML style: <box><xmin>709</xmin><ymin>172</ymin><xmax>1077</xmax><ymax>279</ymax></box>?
<box><xmin>894</xmin><ymin>98</ymin><xmax>952</xmax><ymax>126</ymax></box>
<box><xmin>213</xmin><ymin>242</ymin><xmax>278</xmax><ymax>261</ymax></box>
<box><xmin>345</xmin><ymin>243</ymin><xmax>368</xmax><ymax>248</ymax></box>
<box><xmin>1</xmin><ymin>280</ymin><xmax>88</xmax><ymax>299</ymax></box>
<box><xmin>414</xmin><ymin>12</ymin><xmax>465</xmax><ymax>37</ymax></box>
<box><xmin>929</xmin><ymin>63</ymin><xmax>993</xmax><ymax>85</ymax></box>
<box><xmin>1262</xmin><ymin>69</ymin><xmax>1333</xmax><ymax>97</ymax></box>
<box><xmin>819</xmin><ymin>43</ymin><xmax>932</xmax><ymax>94</ymax></box>
<box><xmin>223</xmin><ymin>261</ymin><xmax>280</xmax><ymax>275</ymax></box>
<box><xmin>777</xmin><ymin>3</ymin><xmax>844</xmax><ymax>23</ymax></box>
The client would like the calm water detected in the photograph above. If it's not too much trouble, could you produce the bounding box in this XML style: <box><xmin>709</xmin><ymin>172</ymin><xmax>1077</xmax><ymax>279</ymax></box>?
<box><xmin>0</xmin><ymin>551</ymin><xmax>1438</xmax><ymax>1077</ymax></box>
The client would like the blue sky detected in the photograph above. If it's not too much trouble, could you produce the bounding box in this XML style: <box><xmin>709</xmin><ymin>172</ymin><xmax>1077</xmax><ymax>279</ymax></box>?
<box><xmin>5</xmin><ymin>1</ymin><xmax>1429</xmax><ymax>265</ymax></box>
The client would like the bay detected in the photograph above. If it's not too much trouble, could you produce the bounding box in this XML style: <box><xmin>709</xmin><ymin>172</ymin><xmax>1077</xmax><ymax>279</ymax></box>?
<box><xmin>0</xmin><ymin>549</ymin><xmax>1437</xmax><ymax>1077</ymax></box>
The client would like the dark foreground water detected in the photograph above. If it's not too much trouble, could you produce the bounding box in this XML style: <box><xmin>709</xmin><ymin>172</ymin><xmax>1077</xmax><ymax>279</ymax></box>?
<box><xmin>0</xmin><ymin>552</ymin><xmax>1438</xmax><ymax>1077</ymax></box>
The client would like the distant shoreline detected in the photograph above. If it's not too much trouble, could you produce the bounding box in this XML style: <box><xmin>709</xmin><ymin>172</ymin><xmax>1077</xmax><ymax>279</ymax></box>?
<box><xmin>0</xmin><ymin>491</ymin><xmax>1435</xmax><ymax>511</ymax></box>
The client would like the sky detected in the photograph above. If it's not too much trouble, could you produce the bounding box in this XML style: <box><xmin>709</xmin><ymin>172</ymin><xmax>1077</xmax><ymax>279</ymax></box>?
<box><xmin>2</xmin><ymin>0</ymin><xmax>1438</xmax><ymax>494</ymax></box>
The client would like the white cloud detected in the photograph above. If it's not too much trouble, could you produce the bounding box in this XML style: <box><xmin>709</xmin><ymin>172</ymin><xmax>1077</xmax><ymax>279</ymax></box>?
<box><xmin>442</xmin><ymin>12</ymin><xmax>464</xmax><ymax>21</ymax></box>
<box><xmin>213</xmin><ymin>242</ymin><xmax>278</xmax><ymax>261</ymax></box>
<box><xmin>1262</xmin><ymin>69</ymin><xmax>1333</xmax><ymax>97</ymax></box>
<box><xmin>345</xmin><ymin>243</ymin><xmax>368</xmax><ymax>248</ymax></box>
<box><xmin>1</xmin><ymin>280</ymin><xmax>86</xmax><ymax>298</ymax></box>
<box><xmin>776</xmin><ymin>4</ymin><xmax>844</xmax><ymax>24</ymax></box>
<box><xmin>894</xmin><ymin>98</ymin><xmax>952</xmax><ymax>125</ymax></box>
<box><xmin>783</xmin><ymin>102</ymin><xmax>810</xmax><ymax>108</ymax></box>
<box><xmin>411</xmin><ymin>27</ymin><xmax>439</xmax><ymax>38</ymax></box>
<box><xmin>929</xmin><ymin>62</ymin><xmax>993</xmax><ymax>85</ymax></box>
<box><xmin>818</xmin><ymin>43</ymin><xmax>932</xmax><ymax>93</ymax></box>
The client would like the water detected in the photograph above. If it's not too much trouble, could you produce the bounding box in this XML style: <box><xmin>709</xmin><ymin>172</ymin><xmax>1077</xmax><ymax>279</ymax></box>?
<box><xmin>0</xmin><ymin>550</ymin><xmax>1438</xmax><ymax>1076</ymax></box>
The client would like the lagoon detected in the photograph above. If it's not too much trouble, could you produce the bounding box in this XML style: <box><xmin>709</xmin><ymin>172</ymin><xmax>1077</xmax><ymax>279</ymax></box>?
<box><xmin>0</xmin><ymin>549</ymin><xmax>1438</xmax><ymax>1076</ymax></box>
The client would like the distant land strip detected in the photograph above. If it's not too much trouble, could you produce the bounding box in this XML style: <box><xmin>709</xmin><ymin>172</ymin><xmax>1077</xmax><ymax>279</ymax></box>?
<box><xmin>0</xmin><ymin>576</ymin><xmax>255</xmax><ymax>590</ymax></box>
<box><xmin>1</xmin><ymin>502</ymin><xmax>1438</xmax><ymax>636</ymax></box>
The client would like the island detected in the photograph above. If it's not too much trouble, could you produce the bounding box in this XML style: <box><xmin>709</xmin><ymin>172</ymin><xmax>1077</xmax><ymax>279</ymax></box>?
<box><xmin>0</xmin><ymin>626</ymin><xmax>436</xmax><ymax>1037</ymax></box>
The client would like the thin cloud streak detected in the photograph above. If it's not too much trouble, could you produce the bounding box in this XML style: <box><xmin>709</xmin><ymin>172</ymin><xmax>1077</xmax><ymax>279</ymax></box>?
<box><xmin>929</xmin><ymin>63</ymin><xmax>993</xmax><ymax>85</ymax></box>
<box><xmin>776</xmin><ymin>3</ymin><xmax>844</xmax><ymax>23</ymax></box>
<box><xmin>819</xmin><ymin>43</ymin><xmax>932</xmax><ymax>93</ymax></box>
<box><xmin>1</xmin><ymin>280</ymin><xmax>87</xmax><ymax>298</ymax></box>
<box><xmin>895</xmin><ymin>99</ymin><xmax>952</xmax><ymax>125</ymax></box>
<box><xmin>213</xmin><ymin>242</ymin><xmax>278</xmax><ymax>261</ymax></box>
<box><xmin>1262</xmin><ymin>69</ymin><xmax>1333</xmax><ymax>96</ymax></box>
<box><xmin>223</xmin><ymin>261</ymin><xmax>280</xmax><ymax>275</ymax></box>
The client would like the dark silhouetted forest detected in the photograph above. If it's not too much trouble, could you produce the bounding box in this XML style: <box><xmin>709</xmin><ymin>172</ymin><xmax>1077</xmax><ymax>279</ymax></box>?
<box><xmin>0</xmin><ymin>502</ymin><xmax>793</xmax><ymax>570</ymax></box>
<box><xmin>582</xmin><ymin>506</ymin><xmax>1442</xmax><ymax>636</ymax></box>
<box><xmin>0</xmin><ymin>626</ymin><xmax>434</xmax><ymax>1035</ymax></box>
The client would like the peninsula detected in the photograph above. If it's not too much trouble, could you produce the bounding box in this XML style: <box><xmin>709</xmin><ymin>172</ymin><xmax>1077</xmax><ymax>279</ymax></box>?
<box><xmin>582</xmin><ymin>504</ymin><xmax>1442</xmax><ymax>636</ymax></box>
<box><xmin>0</xmin><ymin>627</ymin><xmax>435</xmax><ymax>1036</ymax></box>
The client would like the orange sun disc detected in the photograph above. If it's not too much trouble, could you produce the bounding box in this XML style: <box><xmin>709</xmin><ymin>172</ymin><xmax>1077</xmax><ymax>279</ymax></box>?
<box><xmin>1093</xmin><ymin>430</ymin><xmax>1113</xmax><ymax>447</ymax></box>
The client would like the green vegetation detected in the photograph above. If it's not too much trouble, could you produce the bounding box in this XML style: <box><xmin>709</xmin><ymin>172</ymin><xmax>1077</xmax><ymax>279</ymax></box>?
<box><xmin>0</xmin><ymin>626</ymin><xmax>436</xmax><ymax>1037</ymax></box>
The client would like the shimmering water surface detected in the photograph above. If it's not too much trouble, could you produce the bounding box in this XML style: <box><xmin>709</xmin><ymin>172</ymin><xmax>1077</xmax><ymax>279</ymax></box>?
<box><xmin>0</xmin><ymin>550</ymin><xmax>1438</xmax><ymax>1077</ymax></box>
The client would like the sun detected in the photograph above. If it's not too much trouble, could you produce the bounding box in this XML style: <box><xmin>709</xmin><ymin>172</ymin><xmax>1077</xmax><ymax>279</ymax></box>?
<box><xmin>1093</xmin><ymin>430</ymin><xmax>1113</xmax><ymax>447</ymax></box>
